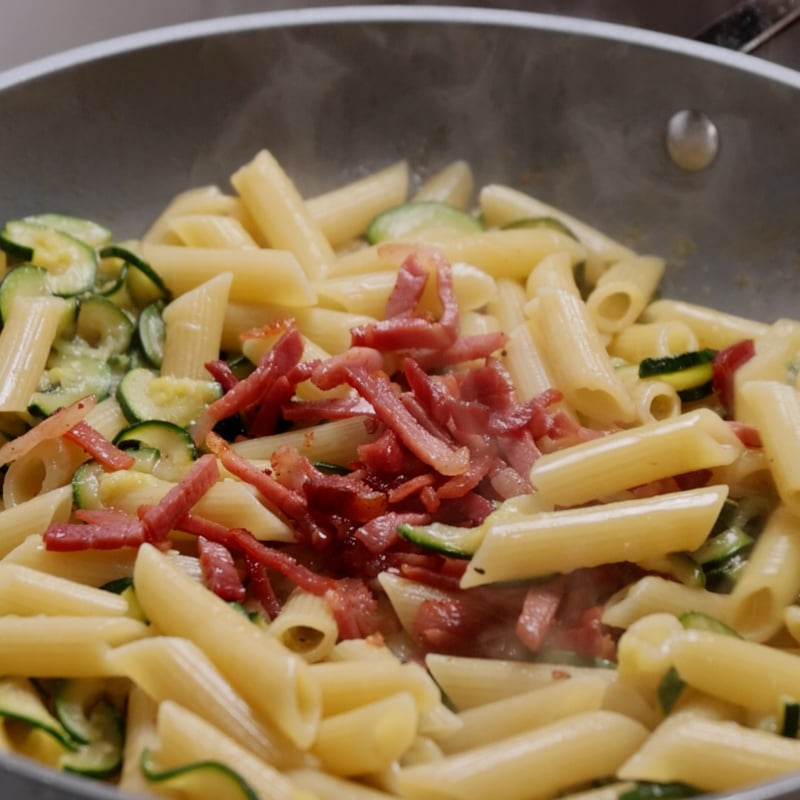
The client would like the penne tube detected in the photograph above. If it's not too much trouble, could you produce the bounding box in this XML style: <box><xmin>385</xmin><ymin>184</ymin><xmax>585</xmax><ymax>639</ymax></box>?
<box><xmin>0</xmin><ymin>616</ymin><xmax>148</xmax><ymax>677</ymax></box>
<box><xmin>438</xmin><ymin>677</ymin><xmax>609</xmax><ymax>754</ymax></box>
<box><xmin>641</xmin><ymin>298</ymin><xmax>768</xmax><ymax>349</ymax></box>
<box><xmin>608</xmin><ymin>320</ymin><xmax>699</xmax><ymax>363</ymax></box>
<box><xmin>670</xmin><ymin>629</ymin><xmax>800</xmax><ymax>712</ymax></box>
<box><xmin>727</xmin><ymin>504</ymin><xmax>800</xmax><ymax>641</ymax></box>
<box><xmin>167</xmin><ymin>213</ymin><xmax>259</xmax><ymax>249</ymax></box>
<box><xmin>0</xmin><ymin>296</ymin><xmax>70</xmax><ymax>413</ymax></box>
<box><xmin>139</xmin><ymin>242</ymin><xmax>316</xmax><ymax>307</ymax></box>
<box><xmin>133</xmin><ymin>543</ymin><xmax>320</xmax><ymax>748</ymax></box>
<box><xmin>332</xmin><ymin>227</ymin><xmax>585</xmax><ymax>279</ymax></box>
<box><xmin>149</xmin><ymin>701</ymin><xmax>312</xmax><ymax>800</ymax></box>
<box><xmin>529</xmin><ymin>408</ymin><xmax>743</xmax><ymax>508</ymax></box>
<box><xmin>424</xmin><ymin>654</ymin><xmax>615</xmax><ymax>711</ymax></box>
<box><xmin>0</xmin><ymin>563</ymin><xmax>129</xmax><ymax>617</ymax></box>
<box><xmin>314</xmin><ymin>261</ymin><xmax>495</xmax><ymax>318</ymax></box>
<box><xmin>396</xmin><ymin>710</ymin><xmax>648</xmax><ymax>800</ymax></box>
<box><xmin>461</xmin><ymin>486</ymin><xmax>728</xmax><ymax>588</ymax></box>
<box><xmin>108</xmin><ymin>636</ymin><xmax>303</xmax><ymax>767</ymax></box>
<box><xmin>306</xmin><ymin>160</ymin><xmax>409</xmax><ymax>248</ymax></box>
<box><xmin>603</xmin><ymin>576</ymin><xmax>732</xmax><ymax>631</ymax></box>
<box><xmin>737</xmin><ymin>381</ymin><xmax>800</xmax><ymax>513</ymax></box>
<box><xmin>478</xmin><ymin>182</ymin><xmax>634</xmax><ymax>279</ymax></box>
<box><xmin>628</xmin><ymin>378</ymin><xmax>682</xmax><ymax>423</ymax></box>
<box><xmin>527</xmin><ymin>288</ymin><xmax>635</xmax><ymax>425</ymax></box>
<box><xmin>525</xmin><ymin>250</ymin><xmax>581</xmax><ymax>299</ymax></box>
<box><xmin>311</xmin><ymin>692</ymin><xmax>418</xmax><ymax>777</ymax></box>
<box><xmin>160</xmin><ymin>272</ymin><xmax>233</xmax><ymax>380</ymax></box>
<box><xmin>618</xmin><ymin>717</ymin><xmax>800</xmax><ymax>792</ymax></box>
<box><xmin>501</xmin><ymin>321</ymin><xmax>558</xmax><ymax>402</ymax></box>
<box><xmin>585</xmin><ymin>256</ymin><xmax>664</xmax><ymax>333</ymax></box>
<box><xmin>289</xmin><ymin>767</ymin><xmax>400</xmax><ymax>799</ymax></box>
<box><xmin>118</xmin><ymin>686</ymin><xmax>160</xmax><ymax>796</ymax></box>
<box><xmin>268</xmin><ymin>588</ymin><xmax>339</xmax><ymax>663</ymax></box>
<box><xmin>311</xmin><ymin>660</ymin><xmax>440</xmax><ymax>717</ymax></box>
<box><xmin>0</xmin><ymin>486</ymin><xmax>72</xmax><ymax>558</ymax></box>
<box><xmin>413</xmin><ymin>160</ymin><xmax>474</xmax><ymax>208</ymax></box>
<box><xmin>232</xmin><ymin>149</ymin><xmax>337</xmax><ymax>281</ymax></box>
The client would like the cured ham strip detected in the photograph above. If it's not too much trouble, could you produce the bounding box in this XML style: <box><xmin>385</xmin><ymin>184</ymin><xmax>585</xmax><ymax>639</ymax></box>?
<box><xmin>384</xmin><ymin>253</ymin><xmax>429</xmax><ymax>318</ymax></box>
<box><xmin>324</xmin><ymin>578</ymin><xmax>381</xmax><ymax>639</ymax></box>
<box><xmin>205</xmin><ymin>432</ymin><xmax>326</xmax><ymax>545</ymax></box>
<box><xmin>282</xmin><ymin>396</ymin><xmax>376</xmax><ymax>422</ymax></box>
<box><xmin>204</xmin><ymin>359</ymin><xmax>240</xmax><ymax>392</ymax></box>
<box><xmin>245</xmin><ymin>555</ymin><xmax>282</xmax><ymax>619</ymax></box>
<box><xmin>713</xmin><ymin>338</ymin><xmax>755</xmax><ymax>417</ymax></box>
<box><xmin>355</xmin><ymin>511</ymin><xmax>430</xmax><ymax>554</ymax></box>
<box><xmin>310</xmin><ymin>347</ymin><xmax>384</xmax><ymax>392</ymax></box>
<box><xmin>344</xmin><ymin>366</ymin><xmax>470</xmax><ymax>477</ymax></box>
<box><xmin>198</xmin><ymin>536</ymin><xmax>246</xmax><ymax>602</ymax></box>
<box><xmin>177</xmin><ymin>514</ymin><xmax>335</xmax><ymax>596</ymax></box>
<box><xmin>0</xmin><ymin>395</ymin><xmax>97</xmax><ymax>468</ymax></box>
<box><xmin>192</xmin><ymin>327</ymin><xmax>304</xmax><ymax>444</ymax></box>
<box><xmin>63</xmin><ymin>420</ymin><xmax>135</xmax><ymax>471</ymax></box>
<box><xmin>515</xmin><ymin>576</ymin><xmax>566</xmax><ymax>651</ymax></box>
<box><xmin>412</xmin><ymin>331</ymin><xmax>508</xmax><ymax>370</ymax></box>
<box><xmin>138</xmin><ymin>453</ymin><xmax>219</xmax><ymax>546</ymax></box>
<box><xmin>350</xmin><ymin>254</ymin><xmax>460</xmax><ymax>351</ymax></box>
<box><xmin>44</xmin><ymin>508</ymin><xmax>145</xmax><ymax>551</ymax></box>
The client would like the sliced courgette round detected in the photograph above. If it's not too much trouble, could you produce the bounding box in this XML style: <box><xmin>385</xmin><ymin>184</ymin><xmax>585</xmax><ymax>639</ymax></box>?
<box><xmin>639</xmin><ymin>349</ymin><xmax>717</xmax><ymax>401</ymax></box>
<box><xmin>0</xmin><ymin>220</ymin><xmax>97</xmax><ymax>296</ymax></box>
<box><xmin>76</xmin><ymin>295</ymin><xmax>135</xmax><ymax>358</ymax></box>
<box><xmin>116</xmin><ymin>368</ymin><xmax>221</xmax><ymax>428</ymax></box>
<box><xmin>0</xmin><ymin>264</ymin><xmax>50</xmax><ymax>323</ymax></box>
<box><xmin>59</xmin><ymin>698</ymin><xmax>124</xmax><ymax>778</ymax></box>
<box><xmin>22</xmin><ymin>214</ymin><xmax>112</xmax><ymax>249</ymax></box>
<box><xmin>502</xmin><ymin>215</ymin><xmax>579</xmax><ymax>240</ymax></box>
<box><xmin>397</xmin><ymin>521</ymin><xmax>485</xmax><ymax>559</ymax></box>
<box><xmin>140</xmin><ymin>750</ymin><xmax>259</xmax><ymax>800</ymax></box>
<box><xmin>677</xmin><ymin>610</ymin><xmax>740</xmax><ymax>638</ymax></box>
<box><xmin>100</xmin><ymin>245</ymin><xmax>170</xmax><ymax>307</ymax></box>
<box><xmin>365</xmin><ymin>201</ymin><xmax>483</xmax><ymax>244</ymax></box>
<box><xmin>0</xmin><ymin>677</ymin><xmax>77</xmax><ymax>751</ymax></box>
<box><xmin>135</xmin><ymin>300</ymin><xmax>166</xmax><ymax>368</ymax></box>
<box><xmin>29</xmin><ymin>353</ymin><xmax>112</xmax><ymax>417</ymax></box>
<box><xmin>114</xmin><ymin>420</ymin><xmax>197</xmax><ymax>481</ymax></box>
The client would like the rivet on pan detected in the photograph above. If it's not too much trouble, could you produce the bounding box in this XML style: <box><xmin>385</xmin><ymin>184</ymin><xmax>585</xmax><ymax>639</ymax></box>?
<box><xmin>665</xmin><ymin>109</ymin><xmax>720</xmax><ymax>171</ymax></box>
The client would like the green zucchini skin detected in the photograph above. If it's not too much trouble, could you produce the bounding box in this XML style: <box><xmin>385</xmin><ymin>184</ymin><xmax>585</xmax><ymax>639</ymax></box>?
<box><xmin>365</xmin><ymin>201</ymin><xmax>483</xmax><ymax>244</ymax></box>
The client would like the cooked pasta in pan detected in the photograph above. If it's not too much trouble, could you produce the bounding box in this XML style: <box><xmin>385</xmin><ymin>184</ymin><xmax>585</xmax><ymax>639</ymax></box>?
<box><xmin>0</xmin><ymin>150</ymin><xmax>798</xmax><ymax>800</ymax></box>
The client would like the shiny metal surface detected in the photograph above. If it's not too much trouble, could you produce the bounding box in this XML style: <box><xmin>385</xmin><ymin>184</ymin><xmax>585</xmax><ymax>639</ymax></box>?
<box><xmin>0</xmin><ymin>6</ymin><xmax>799</xmax><ymax>798</ymax></box>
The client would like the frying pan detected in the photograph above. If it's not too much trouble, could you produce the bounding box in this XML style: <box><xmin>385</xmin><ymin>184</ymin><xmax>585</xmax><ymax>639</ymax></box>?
<box><xmin>0</xmin><ymin>6</ymin><xmax>799</xmax><ymax>799</ymax></box>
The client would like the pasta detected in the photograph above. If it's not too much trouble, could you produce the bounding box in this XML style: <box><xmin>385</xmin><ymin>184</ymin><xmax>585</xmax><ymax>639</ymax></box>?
<box><xmin>0</xmin><ymin>148</ymin><xmax>798</xmax><ymax>800</ymax></box>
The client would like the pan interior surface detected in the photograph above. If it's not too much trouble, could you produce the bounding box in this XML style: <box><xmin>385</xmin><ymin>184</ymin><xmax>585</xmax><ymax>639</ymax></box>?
<box><xmin>0</xmin><ymin>8</ymin><xmax>799</xmax><ymax>800</ymax></box>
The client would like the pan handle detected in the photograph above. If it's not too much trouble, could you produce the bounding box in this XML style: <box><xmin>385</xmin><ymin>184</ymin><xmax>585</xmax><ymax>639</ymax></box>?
<box><xmin>695</xmin><ymin>0</ymin><xmax>800</xmax><ymax>52</ymax></box>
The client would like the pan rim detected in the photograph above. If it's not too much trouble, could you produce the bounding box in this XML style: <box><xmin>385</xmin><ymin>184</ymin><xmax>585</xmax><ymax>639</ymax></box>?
<box><xmin>0</xmin><ymin>4</ymin><xmax>799</xmax><ymax>93</ymax></box>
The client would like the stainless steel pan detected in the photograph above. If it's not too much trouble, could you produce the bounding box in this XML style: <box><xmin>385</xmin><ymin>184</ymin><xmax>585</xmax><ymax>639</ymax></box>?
<box><xmin>0</xmin><ymin>6</ymin><xmax>799</xmax><ymax>799</ymax></box>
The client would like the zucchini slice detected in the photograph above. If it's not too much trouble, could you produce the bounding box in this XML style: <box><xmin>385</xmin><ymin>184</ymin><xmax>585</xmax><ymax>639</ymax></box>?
<box><xmin>0</xmin><ymin>264</ymin><xmax>50</xmax><ymax>322</ymax></box>
<box><xmin>75</xmin><ymin>295</ymin><xmax>135</xmax><ymax>357</ymax></box>
<box><xmin>638</xmin><ymin>349</ymin><xmax>717</xmax><ymax>401</ymax></box>
<box><xmin>657</xmin><ymin>666</ymin><xmax>685</xmax><ymax>715</ymax></box>
<box><xmin>59</xmin><ymin>700</ymin><xmax>124</xmax><ymax>778</ymax></box>
<box><xmin>116</xmin><ymin>368</ymin><xmax>221</xmax><ymax>428</ymax></box>
<box><xmin>29</xmin><ymin>353</ymin><xmax>112</xmax><ymax>417</ymax></box>
<box><xmin>620</xmin><ymin>782</ymin><xmax>700</xmax><ymax>800</ymax></box>
<box><xmin>135</xmin><ymin>300</ymin><xmax>166</xmax><ymax>368</ymax></box>
<box><xmin>779</xmin><ymin>696</ymin><xmax>800</xmax><ymax>738</ymax></box>
<box><xmin>678</xmin><ymin>610</ymin><xmax>740</xmax><ymax>637</ymax></box>
<box><xmin>502</xmin><ymin>215</ymin><xmax>579</xmax><ymax>240</ymax></box>
<box><xmin>0</xmin><ymin>677</ymin><xmax>77</xmax><ymax>750</ymax></box>
<box><xmin>114</xmin><ymin>420</ymin><xmax>197</xmax><ymax>481</ymax></box>
<box><xmin>397</xmin><ymin>521</ymin><xmax>485</xmax><ymax>559</ymax></box>
<box><xmin>692</xmin><ymin>526</ymin><xmax>754</xmax><ymax>567</ymax></box>
<box><xmin>0</xmin><ymin>220</ymin><xmax>97</xmax><ymax>296</ymax></box>
<box><xmin>22</xmin><ymin>213</ymin><xmax>112</xmax><ymax>249</ymax></box>
<box><xmin>101</xmin><ymin>245</ymin><xmax>170</xmax><ymax>307</ymax></box>
<box><xmin>140</xmin><ymin>750</ymin><xmax>259</xmax><ymax>800</ymax></box>
<box><xmin>366</xmin><ymin>201</ymin><xmax>482</xmax><ymax>244</ymax></box>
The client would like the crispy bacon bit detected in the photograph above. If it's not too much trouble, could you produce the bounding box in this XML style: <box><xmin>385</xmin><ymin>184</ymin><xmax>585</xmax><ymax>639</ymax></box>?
<box><xmin>344</xmin><ymin>366</ymin><xmax>470</xmax><ymax>477</ymax></box>
<box><xmin>206</xmin><ymin>432</ymin><xmax>327</xmax><ymax>545</ymax></box>
<box><xmin>325</xmin><ymin>578</ymin><xmax>382</xmax><ymax>639</ymax></box>
<box><xmin>44</xmin><ymin>508</ymin><xmax>144</xmax><ymax>551</ymax></box>
<box><xmin>0</xmin><ymin>395</ymin><xmax>98</xmax><ymax>468</ymax></box>
<box><xmin>713</xmin><ymin>339</ymin><xmax>755</xmax><ymax>417</ymax></box>
<box><xmin>177</xmin><ymin>514</ymin><xmax>335</xmax><ymax>596</ymax></box>
<box><xmin>192</xmin><ymin>327</ymin><xmax>304</xmax><ymax>444</ymax></box>
<box><xmin>138</xmin><ymin>454</ymin><xmax>219</xmax><ymax>547</ymax></box>
<box><xmin>245</xmin><ymin>555</ymin><xmax>282</xmax><ymax>620</ymax></box>
<box><xmin>516</xmin><ymin>577</ymin><xmax>566</xmax><ymax>651</ymax></box>
<box><xmin>727</xmin><ymin>420</ymin><xmax>763</xmax><ymax>448</ymax></box>
<box><xmin>198</xmin><ymin>536</ymin><xmax>246</xmax><ymax>602</ymax></box>
<box><xmin>63</xmin><ymin>420</ymin><xmax>135</xmax><ymax>471</ymax></box>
